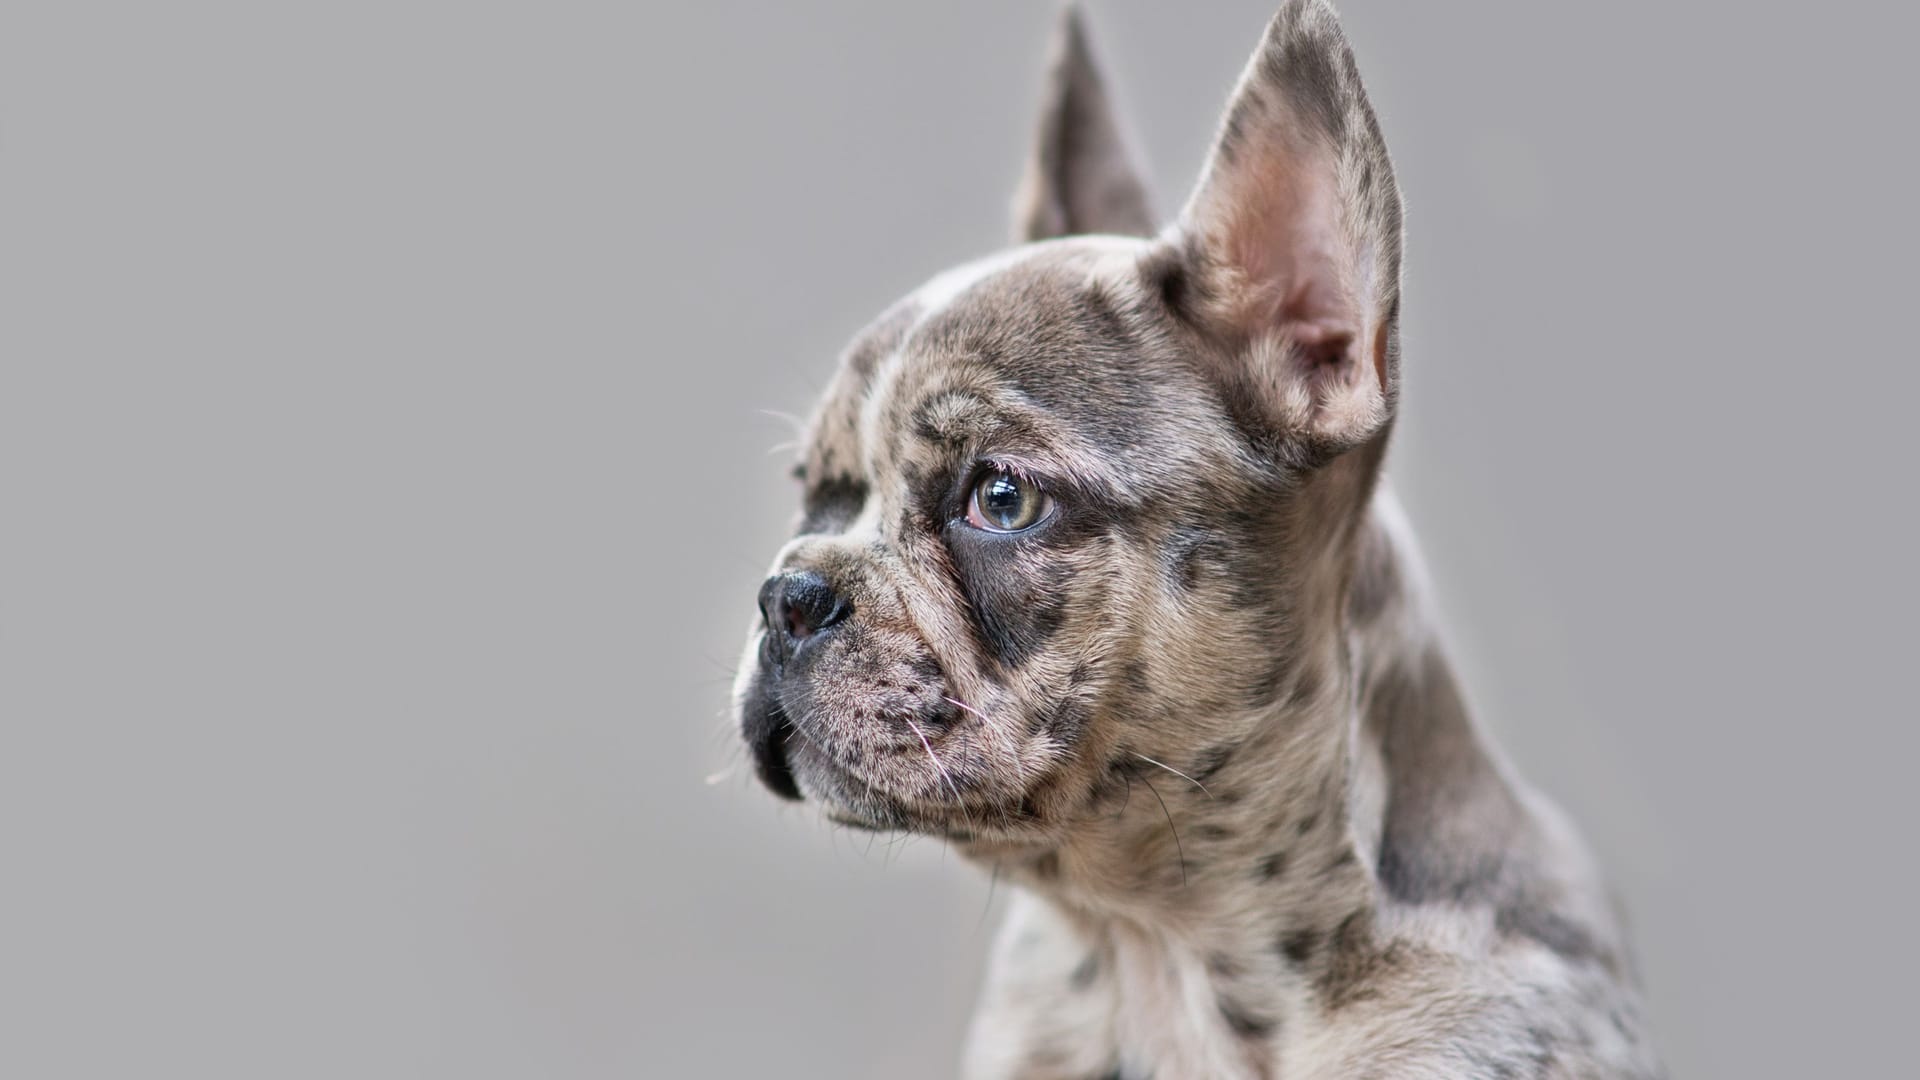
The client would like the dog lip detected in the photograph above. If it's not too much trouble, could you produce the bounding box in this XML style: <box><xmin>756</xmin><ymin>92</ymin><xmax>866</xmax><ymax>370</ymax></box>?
<box><xmin>745</xmin><ymin>699</ymin><xmax>804</xmax><ymax>802</ymax></box>
<box><xmin>824</xmin><ymin>808</ymin><xmax>905</xmax><ymax>833</ymax></box>
<box><xmin>822</xmin><ymin>782</ymin><xmax>1050</xmax><ymax>843</ymax></box>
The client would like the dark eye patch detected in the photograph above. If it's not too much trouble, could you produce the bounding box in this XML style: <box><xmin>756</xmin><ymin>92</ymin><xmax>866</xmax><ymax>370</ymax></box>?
<box><xmin>944</xmin><ymin>523</ymin><xmax>1072</xmax><ymax>667</ymax></box>
<box><xmin>939</xmin><ymin>477</ymin><xmax>1120</xmax><ymax>668</ymax></box>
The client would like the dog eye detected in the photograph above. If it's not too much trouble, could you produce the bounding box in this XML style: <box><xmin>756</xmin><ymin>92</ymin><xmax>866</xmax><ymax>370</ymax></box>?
<box><xmin>966</xmin><ymin>468</ymin><xmax>1053</xmax><ymax>533</ymax></box>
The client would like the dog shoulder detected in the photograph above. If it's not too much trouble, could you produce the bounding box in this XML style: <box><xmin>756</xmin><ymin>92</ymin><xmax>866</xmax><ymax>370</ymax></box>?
<box><xmin>1286</xmin><ymin>922</ymin><xmax>1665</xmax><ymax>1079</ymax></box>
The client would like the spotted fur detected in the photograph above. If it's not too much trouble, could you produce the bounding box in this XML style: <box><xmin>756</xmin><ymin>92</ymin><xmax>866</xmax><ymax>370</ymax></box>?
<box><xmin>732</xmin><ymin>3</ymin><xmax>1662</xmax><ymax>1076</ymax></box>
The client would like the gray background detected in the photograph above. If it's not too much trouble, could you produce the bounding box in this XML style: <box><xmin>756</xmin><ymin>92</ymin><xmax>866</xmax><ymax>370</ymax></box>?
<box><xmin>4</xmin><ymin>1</ymin><xmax>1915</xmax><ymax>1077</ymax></box>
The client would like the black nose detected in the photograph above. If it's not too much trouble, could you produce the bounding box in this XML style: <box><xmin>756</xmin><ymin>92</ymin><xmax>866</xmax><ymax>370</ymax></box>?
<box><xmin>758</xmin><ymin>570</ymin><xmax>850</xmax><ymax>653</ymax></box>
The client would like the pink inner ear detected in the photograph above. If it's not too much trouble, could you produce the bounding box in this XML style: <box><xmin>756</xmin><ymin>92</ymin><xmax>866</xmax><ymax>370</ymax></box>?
<box><xmin>1167</xmin><ymin>3</ymin><xmax>1399</xmax><ymax>445</ymax></box>
<box><xmin>1205</xmin><ymin>136</ymin><xmax>1365</xmax><ymax>350</ymax></box>
<box><xmin>1283</xmin><ymin>318</ymin><xmax>1355</xmax><ymax>368</ymax></box>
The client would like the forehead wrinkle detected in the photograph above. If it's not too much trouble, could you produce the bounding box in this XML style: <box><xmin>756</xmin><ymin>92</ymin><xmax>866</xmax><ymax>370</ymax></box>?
<box><xmin>921</xmin><ymin>397</ymin><xmax>1130</xmax><ymax>508</ymax></box>
<box><xmin>909</xmin><ymin>387</ymin><xmax>1000</xmax><ymax>449</ymax></box>
<box><xmin>848</xmin><ymin>254</ymin><xmax>1036</xmax><ymax>484</ymax></box>
<box><xmin>852</xmin><ymin>238</ymin><xmax>1181</xmax><ymax>504</ymax></box>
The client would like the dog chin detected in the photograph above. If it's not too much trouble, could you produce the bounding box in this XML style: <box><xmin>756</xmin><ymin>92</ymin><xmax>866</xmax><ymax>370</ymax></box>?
<box><xmin>737</xmin><ymin>689</ymin><xmax>911</xmax><ymax>824</ymax></box>
<box><xmin>778</xmin><ymin>747</ymin><xmax>1012</xmax><ymax>842</ymax></box>
<box><xmin>781</xmin><ymin>744</ymin><xmax>940</xmax><ymax>833</ymax></box>
<box><xmin>821</xmin><ymin>801</ymin><xmax>1005</xmax><ymax>843</ymax></box>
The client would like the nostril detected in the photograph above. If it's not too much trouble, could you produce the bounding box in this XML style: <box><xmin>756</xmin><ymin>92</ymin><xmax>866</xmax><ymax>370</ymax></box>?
<box><xmin>766</xmin><ymin>570</ymin><xmax>850</xmax><ymax>644</ymax></box>
<box><xmin>819</xmin><ymin>597</ymin><xmax>850</xmax><ymax>630</ymax></box>
<box><xmin>783</xmin><ymin>603</ymin><xmax>811</xmax><ymax>641</ymax></box>
<box><xmin>775</xmin><ymin>572</ymin><xmax>852</xmax><ymax>638</ymax></box>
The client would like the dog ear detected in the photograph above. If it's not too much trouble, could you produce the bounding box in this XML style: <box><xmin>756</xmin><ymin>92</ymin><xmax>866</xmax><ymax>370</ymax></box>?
<box><xmin>1013</xmin><ymin>5</ymin><xmax>1156</xmax><ymax>242</ymax></box>
<box><xmin>1167</xmin><ymin>0</ymin><xmax>1403</xmax><ymax>460</ymax></box>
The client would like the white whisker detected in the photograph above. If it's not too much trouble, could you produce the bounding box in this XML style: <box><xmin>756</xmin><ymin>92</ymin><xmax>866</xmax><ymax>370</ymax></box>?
<box><xmin>943</xmin><ymin>696</ymin><xmax>993</xmax><ymax>724</ymax></box>
<box><xmin>904</xmin><ymin>714</ymin><xmax>977</xmax><ymax>838</ymax></box>
<box><xmin>756</xmin><ymin>407</ymin><xmax>807</xmax><ymax>434</ymax></box>
<box><xmin>1137</xmin><ymin>773</ymin><xmax>1188</xmax><ymax>889</ymax></box>
<box><xmin>943</xmin><ymin>697</ymin><xmax>1029</xmax><ymax>829</ymax></box>
<box><xmin>1131</xmin><ymin>752</ymin><xmax>1215</xmax><ymax>800</ymax></box>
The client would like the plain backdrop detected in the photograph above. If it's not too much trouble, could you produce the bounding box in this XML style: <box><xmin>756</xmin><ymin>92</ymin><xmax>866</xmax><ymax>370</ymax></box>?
<box><xmin>4</xmin><ymin>1</ymin><xmax>1916</xmax><ymax>1077</ymax></box>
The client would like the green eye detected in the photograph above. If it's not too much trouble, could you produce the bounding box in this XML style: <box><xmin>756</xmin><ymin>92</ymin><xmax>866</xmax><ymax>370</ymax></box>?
<box><xmin>966</xmin><ymin>468</ymin><xmax>1052</xmax><ymax>533</ymax></box>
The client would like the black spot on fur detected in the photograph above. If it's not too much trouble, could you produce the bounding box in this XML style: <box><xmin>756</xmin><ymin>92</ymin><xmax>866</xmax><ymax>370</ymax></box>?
<box><xmin>1032</xmin><ymin>851</ymin><xmax>1061</xmax><ymax>880</ymax></box>
<box><xmin>1315</xmin><ymin>910</ymin><xmax>1410</xmax><ymax>1010</ymax></box>
<box><xmin>1030</xmin><ymin>695</ymin><xmax>1091</xmax><ymax>740</ymax></box>
<box><xmin>1242</xmin><ymin>657</ymin><xmax>1289</xmax><ymax>710</ymax></box>
<box><xmin>1191</xmin><ymin>743</ymin><xmax>1238</xmax><ymax>783</ymax></box>
<box><xmin>798</xmin><ymin>474</ymin><xmax>868</xmax><ymax>535</ymax></box>
<box><xmin>1285</xmin><ymin>663</ymin><xmax>1326</xmax><ymax>709</ymax></box>
<box><xmin>1089</xmin><ymin>765</ymin><xmax>1132</xmax><ymax>807</ymax></box>
<box><xmin>1070</xmin><ymin>951</ymin><xmax>1100</xmax><ymax>990</ymax></box>
<box><xmin>1258</xmin><ymin>851</ymin><xmax>1288</xmax><ymax>881</ymax></box>
<box><xmin>909</xmin><ymin>390</ymin><xmax>990</xmax><ymax>448</ymax></box>
<box><xmin>1496</xmin><ymin>904</ymin><xmax>1604</xmax><ymax>969</ymax></box>
<box><xmin>1140</xmin><ymin>240</ymin><xmax>1210</xmax><ymax>326</ymax></box>
<box><xmin>1317</xmin><ymin>912</ymin><xmax>1374</xmax><ymax>1004</ymax></box>
<box><xmin>1193</xmin><ymin>823</ymin><xmax>1233</xmax><ymax>842</ymax></box>
<box><xmin>1217</xmin><ymin>997</ymin><xmax>1277</xmax><ymax>1040</ymax></box>
<box><xmin>1154</xmin><ymin>257</ymin><xmax>1190</xmax><ymax>312</ymax></box>
<box><xmin>898</xmin><ymin>462</ymin><xmax>951</xmax><ymax>530</ymax></box>
<box><xmin>905</xmin><ymin>653</ymin><xmax>943</xmax><ymax>690</ymax></box>
<box><xmin>1278</xmin><ymin>929</ymin><xmax>1317</xmax><ymax>965</ymax></box>
<box><xmin>1076</xmin><ymin>279</ymin><xmax>1136</xmax><ymax>350</ymax></box>
<box><xmin>1163</xmin><ymin>529</ymin><xmax>1226</xmax><ymax>591</ymax></box>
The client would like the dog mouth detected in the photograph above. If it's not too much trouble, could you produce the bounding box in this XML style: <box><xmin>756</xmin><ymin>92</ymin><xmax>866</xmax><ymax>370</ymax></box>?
<box><xmin>738</xmin><ymin>654</ymin><xmax>1065</xmax><ymax>843</ymax></box>
<box><xmin>739</xmin><ymin>696</ymin><xmax>1030</xmax><ymax>841</ymax></box>
<box><xmin>741</xmin><ymin>688</ymin><xmax>803</xmax><ymax>802</ymax></box>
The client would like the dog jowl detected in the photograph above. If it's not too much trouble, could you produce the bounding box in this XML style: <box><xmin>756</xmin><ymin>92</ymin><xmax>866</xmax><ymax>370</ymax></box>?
<box><xmin>731</xmin><ymin>3</ymin><xmax>1662</xmax><ymax>1076</ymax></box>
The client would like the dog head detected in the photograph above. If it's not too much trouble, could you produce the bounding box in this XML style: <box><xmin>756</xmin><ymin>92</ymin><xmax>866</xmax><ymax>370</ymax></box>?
<box><xmin>733</xmin><ymin>1</ymin><xmax>1402</xmax><ymax>845</ymax></box>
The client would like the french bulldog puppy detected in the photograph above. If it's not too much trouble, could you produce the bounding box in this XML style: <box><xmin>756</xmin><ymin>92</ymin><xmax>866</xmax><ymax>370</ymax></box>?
<box><xmin>733</xmin><ymin>2</ymin><xmax>1663</xmax><ymax>1076</ymax></box>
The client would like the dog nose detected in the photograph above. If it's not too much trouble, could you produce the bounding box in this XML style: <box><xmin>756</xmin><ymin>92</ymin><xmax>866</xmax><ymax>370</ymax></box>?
<box><xmin>759</xmin><ymin>570</ymin><xmax>851</xmax><ymax>650</ymax></box>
